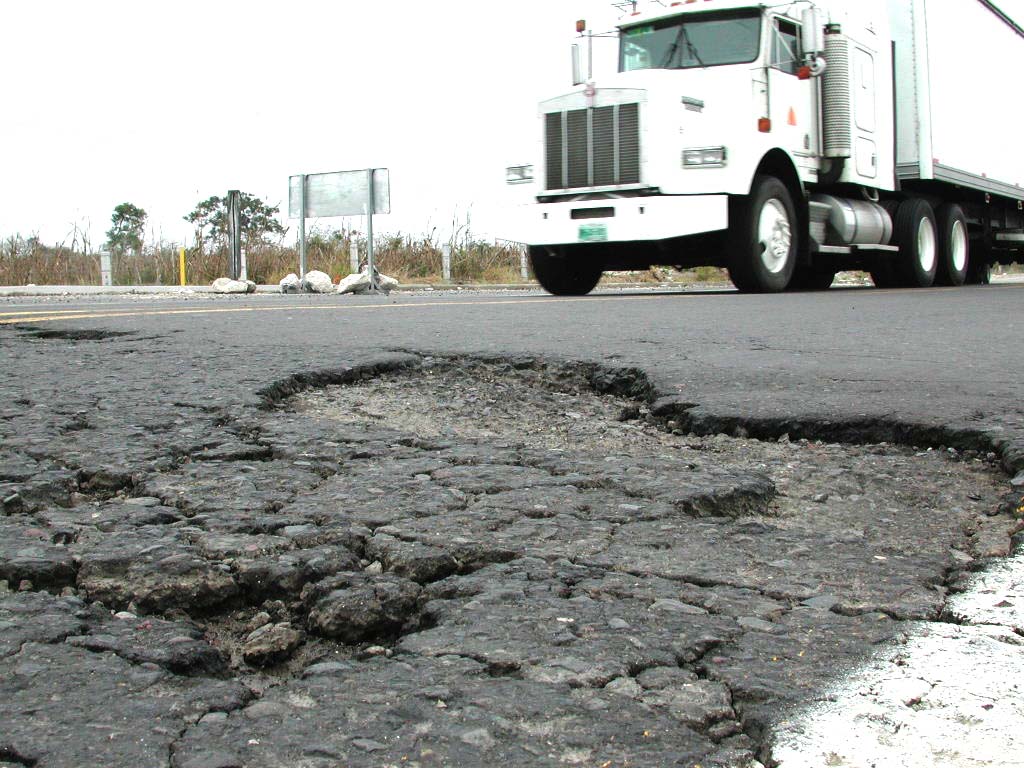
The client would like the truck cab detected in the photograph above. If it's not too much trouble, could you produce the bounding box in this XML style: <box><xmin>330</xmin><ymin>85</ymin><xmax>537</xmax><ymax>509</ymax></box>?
<box><xmin>520</xmin><ymin>0</ymin><xmax>1006</xmax><ymax>294</ymax></box>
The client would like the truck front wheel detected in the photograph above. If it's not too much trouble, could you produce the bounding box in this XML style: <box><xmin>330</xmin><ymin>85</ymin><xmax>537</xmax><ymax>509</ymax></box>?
<box><xmin>529</xmin><ymin>246</ymin><xmax>603</xmax><ymax>296</ymax></box>
<box><xmin>727</xmin><ymin>176</ymin><xmax>798</xmax><ymax>293</ymax></box>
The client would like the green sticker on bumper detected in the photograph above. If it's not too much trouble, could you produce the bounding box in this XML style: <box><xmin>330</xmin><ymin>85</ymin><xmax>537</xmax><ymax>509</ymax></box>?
<box><xmin>579</xmin><ymin>223</ymin><xmax>608</xmax><ymax>242</ymax></box>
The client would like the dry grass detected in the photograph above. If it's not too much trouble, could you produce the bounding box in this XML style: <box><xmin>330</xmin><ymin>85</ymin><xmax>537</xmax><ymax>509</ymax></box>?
<box><xmin>0</xmin><ymin>231</ymin><xmax>528</xmax><ymax>287</ymax></box>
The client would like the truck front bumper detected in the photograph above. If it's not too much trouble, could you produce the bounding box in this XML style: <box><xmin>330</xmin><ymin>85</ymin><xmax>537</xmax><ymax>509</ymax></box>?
<box><xmin>525</xmin><ymin>194</ymin><xmax>729</xmax><ymax>246</ymax></box>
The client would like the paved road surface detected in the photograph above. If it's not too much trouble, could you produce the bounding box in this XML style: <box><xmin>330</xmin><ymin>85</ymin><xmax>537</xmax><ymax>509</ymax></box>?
<box><xmin>1</xmin><ymin>284</ymin><xmax>1021</xmax><ymax>767</ymax></box>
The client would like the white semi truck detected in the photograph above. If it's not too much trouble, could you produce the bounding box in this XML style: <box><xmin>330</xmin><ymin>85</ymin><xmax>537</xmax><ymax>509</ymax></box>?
<box><xmin>518</xmin><ymin>0</ymin><xmax>1024</xmax><ymax>294</ymax></box>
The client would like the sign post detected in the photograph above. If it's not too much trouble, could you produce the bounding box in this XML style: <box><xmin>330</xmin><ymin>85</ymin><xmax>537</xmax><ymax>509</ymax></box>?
<box><xmin>365</xmin><ymin>169</ymin><xmax>377</xmax><ymax>291</ymax></box>
<box><xmin>226</xmin><ymin>190</ymin><xmax>242</xmax><ymax>280</ymax></box>
<box><xmin>297</xmin><ymin>175</ymin><xmax>307</xmax><ymax>279</ymax></box>
<box><xmin>289</xmin><ymin>168</ymin><xmax>390</xmax><ymax>291</ymax></box>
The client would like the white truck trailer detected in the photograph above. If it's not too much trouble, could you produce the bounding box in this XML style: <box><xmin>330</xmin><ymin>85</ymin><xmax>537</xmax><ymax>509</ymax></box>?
<box><xmin>518</xmin><ymin>0</ymin><xmax>1024</xmax><ymax>294</ymax></box>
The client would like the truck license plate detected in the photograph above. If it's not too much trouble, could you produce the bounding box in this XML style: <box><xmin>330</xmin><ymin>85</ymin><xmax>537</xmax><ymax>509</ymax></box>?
<box><xmin>578</xmin><ymin>223</ymin><xmax>608</xmax><ymax>242</ymax></box>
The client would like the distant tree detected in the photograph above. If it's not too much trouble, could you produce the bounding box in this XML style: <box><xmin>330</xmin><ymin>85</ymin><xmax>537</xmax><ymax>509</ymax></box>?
<box><xmin>184</xmin><ymin>193</ymin><xmax>287</xmax><ymax>250</ymax></box>
<box><xmin>105</xmin><ymin>202</ymin><xmax>147</xmax><ymax>256</ymax></box>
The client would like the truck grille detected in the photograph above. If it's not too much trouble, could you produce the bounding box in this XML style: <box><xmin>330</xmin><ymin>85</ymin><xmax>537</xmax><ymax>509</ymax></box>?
<box><xmin>545</xmin><ymin>103</ymin><xmax>640</xmax><ymax>190</ymax></box>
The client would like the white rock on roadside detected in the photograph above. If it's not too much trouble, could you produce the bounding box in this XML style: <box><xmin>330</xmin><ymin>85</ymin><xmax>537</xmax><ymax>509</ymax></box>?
<box><xmin>337</xmin><ymin>270</ymin><xmax>372</xmax><ymax>295</ymax></box>
<box><xmin>300</xmin><ymin>270</ymin><xmax>334</xmax><ymax>294</ymax></box>
<box><xmin>279</xmin><ymin>273</ymin><xmax>301</xmax><ymax>294</ymax></box>
<box><xmin>337</xmin><ymin>266</ymin><xmax>399</xmax><ymax>295</ymax></box>
<box><xmin>212</xmin><ymin>277</ymin><xmax>256</xmax><ymax>294</ymax></box>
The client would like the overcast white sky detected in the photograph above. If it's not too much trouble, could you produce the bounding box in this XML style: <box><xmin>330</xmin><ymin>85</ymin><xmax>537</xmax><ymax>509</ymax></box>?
<box><xmin>0</xmin><ymin>0</ymin><xmax>622</xmax><ymax>248</ymax></box>
<box><xmin>2</xmin><ymin>0</ymin><xmax>1022</xmax><ymax>249</ymax></box>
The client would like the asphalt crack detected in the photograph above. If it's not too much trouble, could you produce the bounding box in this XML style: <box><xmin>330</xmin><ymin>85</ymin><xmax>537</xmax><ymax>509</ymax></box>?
<box><xmin>2</xmin><ymin>351</ymin><xmax>1019</xmax><ymax>767</ymax></box>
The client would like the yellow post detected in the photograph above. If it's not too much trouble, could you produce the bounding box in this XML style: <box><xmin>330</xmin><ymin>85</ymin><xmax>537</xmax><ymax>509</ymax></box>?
<box><xmin>179</xmin><ymin>247</ymin><xmax>187</xmax><ymax>286</ymax></box>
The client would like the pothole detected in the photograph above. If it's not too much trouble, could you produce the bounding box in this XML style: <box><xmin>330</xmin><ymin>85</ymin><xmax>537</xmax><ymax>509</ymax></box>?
<box><xmin>16</xmin><ymin>326</ymin><xmax>135</xmax><ymax>341</ymax></box>
<box><xmin>299</xmin><ymin>357</ymin><xmax>654</xmax><ymax>452</ymax></box>
<box><xmin>284</xmin><ymin>355</ymin><xmax>1016</xmax><ymax>712</ymax></box>
<box><xmin>295</xmin><ymin>357</ymin><xmax>1006</xmax><ymax>540</ymax></box>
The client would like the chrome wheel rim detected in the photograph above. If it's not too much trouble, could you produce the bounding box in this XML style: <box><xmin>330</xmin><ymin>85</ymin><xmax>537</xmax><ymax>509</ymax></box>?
<box><xmin>917</xmin><ymin>216</ymin><xmax>937</xmax><ymax>274</ymax></box>
<box><xmin>950</xmin><ymin>220</ymin><xmax>967</xmax><ymax>273</ymax></box>
<box><xmin>758</xmin><ymin>199</ymin><xmax>792</xmax><ymax>274</ymax></box>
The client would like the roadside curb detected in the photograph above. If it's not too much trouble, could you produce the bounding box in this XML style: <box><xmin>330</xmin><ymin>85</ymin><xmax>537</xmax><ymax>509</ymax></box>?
<box><xmin>0</xmin><ymin>281</ymin><xmax>709</xmax><ymax>297</ymax></box>
<box><xmin>1</xmin><ymin>274</ymin><xmax>1019</xmax><ymax>297</ymax></box>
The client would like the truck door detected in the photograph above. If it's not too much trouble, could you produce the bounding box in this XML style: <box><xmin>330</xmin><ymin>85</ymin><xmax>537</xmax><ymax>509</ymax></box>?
<box><xmin>852</xmin><ymin>46</ymin><xmax>878</xmax><ymax>179</ymax></box>
<box><xmin>768</xmin><ymin>16</ymin><xmax>817</xmax><ymax>178</ymax></box>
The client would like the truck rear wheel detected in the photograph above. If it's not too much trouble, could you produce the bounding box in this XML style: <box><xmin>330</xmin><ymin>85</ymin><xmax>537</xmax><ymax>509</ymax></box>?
<box><xmin>892</xmin><ymin>198</ymin><xmax>938</xmax><ymax>288</ymax></box>
<box><xmin>727</xmin><ymin>175</ymin><xmax>798</xmax><ymax>293</ymax></box>
<box><xmin>529</xmin><ymin>246</ymin><xmax>603</xmax><ymax>296</ymax></box>
<box><xmin>935</xmin><ymin>204</ymin><xmax>969</xmax><ymax>286</ymax></box>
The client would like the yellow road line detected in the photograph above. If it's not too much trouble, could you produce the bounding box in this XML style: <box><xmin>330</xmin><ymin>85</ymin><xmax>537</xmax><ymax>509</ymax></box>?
<box><xmin>0</xmin><ymin>308</ymin><xmax>123</xmax><ymax>318</ymax></box>
<box><xmin>0</xmin><ymin>294</ymin><xmax>673</xmax><ymax>325</ymax></box>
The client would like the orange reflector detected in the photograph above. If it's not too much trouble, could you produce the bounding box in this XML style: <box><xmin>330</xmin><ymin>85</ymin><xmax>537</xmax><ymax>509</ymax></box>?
<box><xmin>788</xmin><ymin>108</ymin><xmax>797</xmax><ymax>126</ymax></box>
<box><xmin>576</xmin><ymin>19</ymin><xmax>586</xmax><ymax>33</ymax></box>
<box><xmin>758</xmin><ymin>118</ymin><xmax>772</xmax><ymax>133</ymax></box>
<box><xmin>797</xmin><ymin>65</ymin><xmax>812</xmax><ymax>80</ymax></box>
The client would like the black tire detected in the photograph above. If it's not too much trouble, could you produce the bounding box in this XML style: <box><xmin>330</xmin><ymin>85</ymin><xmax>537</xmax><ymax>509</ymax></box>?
<box><xmin>529</xmin><ymin>246</ymin><xmax>603</xmax><ymax>296</ymax></box>
<box><xmin>935</xmin><ymin>204</ymin><xmax>969</xmax><ymax>286</ymax></box>
<box><xmin>868</xmin><ymin>200</ymin><xmax>902</xmax><ymax>288</ymax></box>
<box><xmin>790</xmin><ymin>263</ymin><xmax>836</xmax><ymax>291</ymax></box>
<box><xmin>727</xmin><ymin>175</ymin><xmax>798</xmax><ymax>293</ymax></box>
<box><xmin>892</xmin><ymin>198</ymin><xmax>938</xmax><ymax>288</ymax></box>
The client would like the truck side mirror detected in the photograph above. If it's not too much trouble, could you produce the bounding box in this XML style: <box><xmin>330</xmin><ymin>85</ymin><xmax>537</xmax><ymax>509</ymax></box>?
<box><xmin>572</xmin><ymin>44</ymin><xmax>584</xmax><ymax>86</ymax></box>
<box><xmin>801</xmin><ymin>7</ymin><xmax>825</xmax><ymax>57</ymax></box>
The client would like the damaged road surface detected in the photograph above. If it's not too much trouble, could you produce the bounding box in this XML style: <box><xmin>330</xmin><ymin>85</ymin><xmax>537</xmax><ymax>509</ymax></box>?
<box><xmin>1</xmin><ymin>312</ymin><xmax>1023</xmax><ymax>767</ymax></box>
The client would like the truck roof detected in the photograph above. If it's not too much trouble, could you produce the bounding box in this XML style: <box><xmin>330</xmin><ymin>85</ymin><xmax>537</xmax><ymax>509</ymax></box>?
<box><xmin>616</xmin><ymin>1</ymin><xmax>786</xmax><ymax>30</ymax></box>
<box><xmin>616</xmin><ymin>0</ymin><xmax>1024</xmax><ymax>37</ymax></box>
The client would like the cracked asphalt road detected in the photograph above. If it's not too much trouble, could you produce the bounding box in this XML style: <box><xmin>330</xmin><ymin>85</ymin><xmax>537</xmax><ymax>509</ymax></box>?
<box><xmin>1</xmin><ymin>286</ymin><xmax>1022</xmax><ymax>767</ymax></box>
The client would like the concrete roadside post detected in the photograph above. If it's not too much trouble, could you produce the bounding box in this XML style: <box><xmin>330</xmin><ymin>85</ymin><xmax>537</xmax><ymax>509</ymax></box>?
<box><xmin>100</xmin><ymin>246</ymin><xmax>112</xmax><ymax>287</ymax></box>
<box><xmin>349</xmin><ymin>240</ymin><xmax>359</xmax><ymax>275</ymax></box>
<box><xmin>520</xmin><ymin>245</ymin><xmax>529</xmax><ymax>282</ymax></box>
<box><xmin>442</xmin><ymin>244</ymin><xmax>452</xmax><ymax>282</ymax></box>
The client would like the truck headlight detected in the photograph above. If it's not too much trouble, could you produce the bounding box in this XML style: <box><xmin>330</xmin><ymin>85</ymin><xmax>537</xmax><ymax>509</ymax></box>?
<box><xmin>506</xmin><ymin>164</ymin><xmax>534</xmax><ymax>184</ymax></box>
<box><xmin>682</xmin><ymin>147</ymin><xmax>727</xmax><ymax>168</ymax></box>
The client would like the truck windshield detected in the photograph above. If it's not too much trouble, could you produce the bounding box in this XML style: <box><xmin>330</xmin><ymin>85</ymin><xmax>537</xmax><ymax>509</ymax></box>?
<box><xmin>620</xmin><ymin>10</ymin><xmax>762</xmax><ymax>71</ymax></box>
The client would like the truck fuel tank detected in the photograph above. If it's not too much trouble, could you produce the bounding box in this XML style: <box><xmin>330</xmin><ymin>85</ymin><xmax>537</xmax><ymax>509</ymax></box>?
<box><xmin>810</xmin><ymin>194</ymin><xmax>893</xmax><ymax>246</ymax></box>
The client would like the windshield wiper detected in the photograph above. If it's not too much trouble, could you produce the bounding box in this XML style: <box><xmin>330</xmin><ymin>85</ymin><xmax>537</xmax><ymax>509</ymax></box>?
<box><xmin>660</xmin><ymin>23</ymin><xmax>706</xmax><ymax>69</ymax></box>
